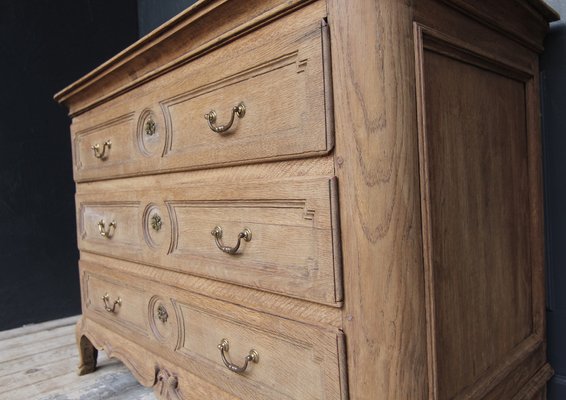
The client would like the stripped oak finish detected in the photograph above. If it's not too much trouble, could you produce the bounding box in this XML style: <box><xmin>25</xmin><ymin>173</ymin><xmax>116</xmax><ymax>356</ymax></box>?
<box><xmin>54</xmin><ymin>0</ymin><xmax>557</xmax><ymax>398</ymax></box>
<box><xmin>78</xmin><ymin>261</ymin><xmax>347</xmax><ymax>400</ymax></box>
<box><xmin>75</xmin><ymin>175</ymin><xmax>342</xmax><ymax>305</ymax></box>
<box><xmin>69</xmin><ymin>2</ymin><xmax>333</xmax><ymax>182</ymax></box>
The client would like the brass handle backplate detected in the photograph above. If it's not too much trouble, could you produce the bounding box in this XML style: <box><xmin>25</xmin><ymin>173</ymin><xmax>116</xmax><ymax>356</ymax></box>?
<box><xmin>98</xmin><ymin>219</ymin><xmax>117</xmax><ymax>239</ymax></box>
<box><xmin>217</xmin><ymin>339</ymin><xmax>259</xmax><ymax>373</ymax></box>
<box><xmin>204</xmin><ymin>102</ymin><xmax>245</xmax><ymax>134</ymax></box>
<box><xmin>91</xmin><ymin>140</ymin><xmax>112</xmax><ymax>159</ymax></box>
<box><xmin>211</xmin><ymin>226</ymin><xmax>251</xmax><ymax>255</ymax></box>
<box><xmin>101</xmin><ymin>293</ymin><xmax>122</xmax><ymax>313</ymax></box>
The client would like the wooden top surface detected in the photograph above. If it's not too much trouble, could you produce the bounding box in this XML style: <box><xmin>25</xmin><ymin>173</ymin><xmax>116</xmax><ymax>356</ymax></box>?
<box><xmin>529</xmin><ymin>0</ymin><xmax>560</xmax><ymax>20</ymax></box>
<box><xmin>54</xmin><ymin>0</ymin><xmax>558</xmax><ymax>117</ymax></box>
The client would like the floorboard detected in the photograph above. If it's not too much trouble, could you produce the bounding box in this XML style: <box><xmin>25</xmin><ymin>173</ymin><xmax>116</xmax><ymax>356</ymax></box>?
<box><xmin>0</xmin><ymin>316</ymin><xmax>154</xmax><ymax>400</ymax></box>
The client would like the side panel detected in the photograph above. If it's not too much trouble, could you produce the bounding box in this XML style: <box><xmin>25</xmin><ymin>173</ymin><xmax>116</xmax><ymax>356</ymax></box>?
<box><xmin>414</xmin><ymin>10</ymin><xmax>549</xmax><ymax>399</ymax></box>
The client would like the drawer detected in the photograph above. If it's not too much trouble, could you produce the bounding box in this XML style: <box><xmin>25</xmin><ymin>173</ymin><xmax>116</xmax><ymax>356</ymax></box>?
<box><xmin>71</xmin><ymin>2</ymin><xmax>332</xmax><ymax>182</ymax></box>
<box><xmin>78</xmin><ymin>200</ymin><xmax>142</xmax><ymax>255</ymax></box>
<box><xmin>76</xmin><ymin>176</ymin><xmax>342</xmax><ymax>305</ymax></box>
<box><xmin>82</xmin><ymin>269</ymin><xmax>181</xmax><ymax>346</ymax></box>
<box><xmin>176</xmin><ymin>297</ymin><xmax>348</xmax><ymax>400</ymax></box>
<box><xmin>72</xmin><ymin>115</ymin><xmax>136</xmax><ymax>177</ymax></box>
<box><xmin>82</xmin><ymin>271</ymin><xmax>149</xmax><ymax>338</ymax></box>
<box><xmin>80</xmin><ymin>262</ymin><xmax>348</xmax><ymax>400</ymax></box>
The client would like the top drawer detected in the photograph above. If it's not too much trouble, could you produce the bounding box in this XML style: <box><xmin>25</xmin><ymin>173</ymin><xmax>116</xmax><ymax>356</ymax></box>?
<box><xmin>70</xmin><ymin>3</ymin><xmax>332</xmax><ymax>182</ymax></box>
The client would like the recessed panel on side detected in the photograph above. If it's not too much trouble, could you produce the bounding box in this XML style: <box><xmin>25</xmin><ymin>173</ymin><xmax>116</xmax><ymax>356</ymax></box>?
<box><xmin>418</xmin><ymin>42</ymin><xmax>535</xmax><ymax>399</ymax></box>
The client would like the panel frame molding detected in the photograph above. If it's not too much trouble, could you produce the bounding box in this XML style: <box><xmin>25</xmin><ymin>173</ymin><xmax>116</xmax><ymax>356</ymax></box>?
<box><xmin>73</xmin><ymin>112</ymin><xmax>135</xmax><ymax>171</ymax></box>
<box><xmin>413</xmin><ymin>22</ymin><xmax>548</xmax><ymax>399</ymax></box>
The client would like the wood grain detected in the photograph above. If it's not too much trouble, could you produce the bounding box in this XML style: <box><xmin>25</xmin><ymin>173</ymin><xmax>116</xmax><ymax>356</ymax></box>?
<box><xmin>76</xmin><ymin>175</ymin><xmax>341</xmax><ymax>305</ymax></box>
<box><xmin>438</xmin><ymin>0</ymin><xmax>556</xmax><ymax>52</ymax></box>
<box><xmin>413</xmin><ymin>6</ymin><xmax>550</xmax><ymax>399</ymax></box>
<box><xmin>511</xmin><ymin>364</ymin><xmax>554</xmax><ymax>400</ymax></box>
<box><xmin>71</xmin><ymin>3</ymin><xmax>332</xmax><ymax>182</ymax></box>
<box><xmin>176</xmin><ymin>295</ymin><xmax>345</xmax><ymax>400</ymax></box>
<box><xmin>54</xmin><ymin>0</ymin><xmax>556</xmax><ymax>398</ymax></box>
<box><xmin>79</xmin><ymin>263</ymin><xmax>347</xmax><ymax>400</ymax></box>
<box><xmin>422</xmin><ymin>47</ymin><xmax>532</xmax><ymax>400</ymax></box>
<box><xmin>78</xmin><ymin>316</ymin><xmax>241</xmax><ymax>400</ymax></box>
<box><xmin>83</xmin><ymin>273</ymin><xmax>151</xmax><ymax>339</ymax></box>
<box><xmin>54</xmin><ymin>0</ymin><xmax>320</xmax><ymax>116</ymax></box>
<box><xmin>414</xmin><ymin>0</ymin><xmax>537</xmax><ymax>78</ymax></box>
<box><xmin>80</xmin><ymin>252</ymin><xmax>342</xmax><ymax>329</ymax></box>
<box><xmin>327</xmin><ymin>0</ymin><xmax>428</xmax><ymax>398</ymax></box>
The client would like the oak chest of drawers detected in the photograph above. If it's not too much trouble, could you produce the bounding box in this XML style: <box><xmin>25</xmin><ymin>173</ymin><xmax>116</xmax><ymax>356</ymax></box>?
<box><xmin>55</xmin><ymin>1</ymin><xmax>558</xmax><ymax>399</ymax></box>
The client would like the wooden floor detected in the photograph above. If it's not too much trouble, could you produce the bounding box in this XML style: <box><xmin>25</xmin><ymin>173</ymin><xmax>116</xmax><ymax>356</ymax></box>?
<box><xmin>0</xmin><ymin>316</ymin><xmax>153</xmax><ymax>400</ymax></box>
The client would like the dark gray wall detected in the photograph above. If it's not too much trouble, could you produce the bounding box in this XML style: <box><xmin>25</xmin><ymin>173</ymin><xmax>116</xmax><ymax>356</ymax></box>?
<box><xmin>541</xmin><ymin>0</ymin><xmax>566</xmax><ymax>398</ymax></box>
<box><xmin>137</xmin><ymin>0</ymin><xmax>198</xmax><ymax>37</ymax></box>
<box><xmin>0</xmin><ymin>0</ymin><xmax>138</xmax><ymax>331</ymax></box>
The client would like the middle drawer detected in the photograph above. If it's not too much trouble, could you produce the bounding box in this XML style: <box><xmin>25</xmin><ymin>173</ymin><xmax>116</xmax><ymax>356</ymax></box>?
<box><xmin>76</xmin><ymin>176</ymin><xmax>342</xmax><ymax>306</ymax></box>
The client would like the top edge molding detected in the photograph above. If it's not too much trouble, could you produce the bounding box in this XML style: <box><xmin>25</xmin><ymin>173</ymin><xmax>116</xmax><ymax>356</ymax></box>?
<box><xmin>54</xmin><ymin>0</ymin><xmax>557</xmax><ymax>116</ymax></box>
<box><xmin>54</xmin><ymin>0</ymin><xmax>316</xmax><ymax>116</ymax></box>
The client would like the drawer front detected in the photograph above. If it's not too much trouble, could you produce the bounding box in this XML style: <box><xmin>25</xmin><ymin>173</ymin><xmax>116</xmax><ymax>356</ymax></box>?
<box><xmin>77</xmin><ymin>200</ymin><xmax>144</xmax><ymax>260</ymax></box>
<box><xmin>82</xmin><ymin>271</ymin><xmax>149</xmax><ymax>338</ymax></box>
<box><xmin>80</xmin><ymin>262</ymin><xmax>348</xmax><ymax>400</ymax></box>
<box><xmin>76</xmin><ymin>176</ymin><xmax>342</xmax><ymax>305</ymax></box>
<box><xmin>176</xmin><ymin>299</ymin><xmax>347</xmax><ymax>400</ymax></box>
<box><xmin>71</xmin><ymin>2</ymin><xmax>331</xmax><ymax>182</ymax></box>
<box><xmin>73</xmin><ymin>113</ymin><xmax>137</xmax><ymax>178</ymax></box>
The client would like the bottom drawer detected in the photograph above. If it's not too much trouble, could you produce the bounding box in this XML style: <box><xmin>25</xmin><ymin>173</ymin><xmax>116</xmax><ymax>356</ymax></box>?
<box><xmin>176</xmin><ymin>300</ymin><xmax>347</xmax><ymax>400</ymax></box>
<box><xmin>80</xmin><ymin>262</ymin><xmax>348</xmax><ymax>400</ymax></box>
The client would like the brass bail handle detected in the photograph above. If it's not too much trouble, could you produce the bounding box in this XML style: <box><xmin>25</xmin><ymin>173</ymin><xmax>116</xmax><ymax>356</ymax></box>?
<box><xmin>91</xmin><ymin>140</ymin><xmax>112</xmax><ymax>159</ymax></box>
<box><xmin>98</xmin><ymin>219</ymin><xmax>117</xmax><ymax>239</ymax></box>
<box><xmin>204</xmin><ymin>102</ymin><xmax>246</xmax><ymax>133</ymax></box>
<box><xmin>211</xmin><ymin>226</ymin><xmax>251</xmax><ymax>255</ymax></box>
<box><xmin>101</xmin><ymin>293</ymin><xmax>122</xmax><ymax>313</ymax></box>
<box><xmin>217</xmin><ymin>339</ymin><xmax>259</xmax><ymax>373</ymax></box>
